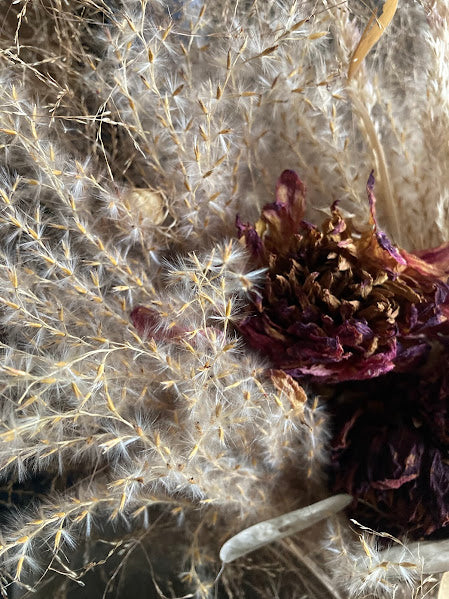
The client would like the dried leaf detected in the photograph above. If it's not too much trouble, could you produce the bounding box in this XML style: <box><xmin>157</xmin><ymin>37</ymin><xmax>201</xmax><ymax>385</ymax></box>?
<box><xmin>219</xmin><ymin>494</ymin><xmax>352</xmax><ymax>563</ymax></box>
<box><xmin>270</xmin><ymin>370</ymin><xmax>307</xmax><ymax>420</ymax></box>
<box><xmin>348</xmin><ymin>0</ymin><xmax>398</xmax><ymax>80</ymax></box>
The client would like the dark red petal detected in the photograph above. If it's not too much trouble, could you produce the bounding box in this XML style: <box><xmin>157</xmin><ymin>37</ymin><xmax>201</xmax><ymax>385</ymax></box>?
<box><xmin>260</xmin><ymin>169</ymin><xmax>306</xmax><ymax>251</ymax></box>
<box><xmin>235</xmin><ymin>214</ymin><xmax>263</xmax><ymax>259</ymax></box>
<box><xmin>130</xmin><ymin>306</ymin><xmax>185</xmax><ymax>340</ymax></box>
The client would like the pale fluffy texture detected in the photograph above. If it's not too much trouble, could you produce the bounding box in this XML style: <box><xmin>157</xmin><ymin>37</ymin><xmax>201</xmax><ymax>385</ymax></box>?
<box><xmin>0</xmin><ymin>1</ymin><xmax>447</xmax><ymax>598</ymax></box>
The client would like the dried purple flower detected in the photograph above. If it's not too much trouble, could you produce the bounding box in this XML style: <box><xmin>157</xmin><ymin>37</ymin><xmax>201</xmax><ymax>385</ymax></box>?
<box><xmin>236</xmin><ymin>170</ymin><xmax>449</xmax><ymax>538</ymax></box>
<box><xmin>237</xmin><ymin>170</ymin><xmax>449</xmax><ymax>383</ymax></box>
<box><xmin>331</xmin><ymin>361</ymin><xmax>449</xmax><ymax>538</ymax></box>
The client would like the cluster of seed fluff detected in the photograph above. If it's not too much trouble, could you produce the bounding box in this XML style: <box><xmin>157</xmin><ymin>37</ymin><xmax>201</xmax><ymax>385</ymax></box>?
<box><xmin>4</xmin><ymin>0</ymin><xmax>433</xmax><ymax>250</ymax></box>
<box><xmin>323</xmin><ymin>519</ymin><xmax>442</xmax><ymax>599</ymax></box>
<box><xmin>87</xmin><ymin>0</ymin><xmax>443</xmax><ymax>252</ymax></box>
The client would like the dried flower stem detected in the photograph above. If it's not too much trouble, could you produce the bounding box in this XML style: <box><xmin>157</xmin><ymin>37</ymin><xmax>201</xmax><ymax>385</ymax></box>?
<box><xmin>349</xmin><ymin>90</ymin><xmax>401</xmax><ymax>245</ymax></box>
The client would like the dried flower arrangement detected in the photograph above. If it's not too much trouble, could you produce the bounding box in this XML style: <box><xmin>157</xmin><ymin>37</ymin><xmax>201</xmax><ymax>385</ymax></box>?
<box><xmin>237</xmin><ymin>167</ymin><xmax>449</xmax><ymax>537</ymax></box>
<box><xmin>1</xmin><ymin>0</ymin><xmax>449</xmax><ymax>598</ymax></box>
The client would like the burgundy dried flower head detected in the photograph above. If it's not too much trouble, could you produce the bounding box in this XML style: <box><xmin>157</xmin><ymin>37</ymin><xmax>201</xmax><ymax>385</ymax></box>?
<box><xmin>331</xmin><ymin>359</ymin><xmax>449</xmax><ymax>538</ymax></box>
<box><xmin>237</xmin><ymin>170</ymin><xmax>449</xmax><ymax>383</ymax></box>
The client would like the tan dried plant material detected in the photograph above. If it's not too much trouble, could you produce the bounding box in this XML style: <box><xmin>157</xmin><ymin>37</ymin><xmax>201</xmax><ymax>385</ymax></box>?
<box><xmin>270</xmin><ymin>370</ymin><xmax>307</xmax><ymax>421</ymax></box>
<box><xmin>125</xmin><ymin>188</ymin><xmax>165</xmax><ymax>225</ymax></box>
<box><xmin>348</xmin><ymin>0</ymin><xmax>399</xmax><ymax>80</ymax></box>
<box><xmin>439</xmin><ymin>572</ymin><xmax>449</xmax><ymax>599</ymax></box>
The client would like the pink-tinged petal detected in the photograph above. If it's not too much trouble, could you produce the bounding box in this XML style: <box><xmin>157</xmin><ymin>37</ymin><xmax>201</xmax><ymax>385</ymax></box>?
<box><xmin>285</xmin><ymin>343</ymin><xmax>397</xmax><ymax>382</ymax></box>
<box><xmin>235</xmin><ymin>214</ymin><xmax>263</xmax><ymax>259</ymax></box>
<box><xmin>414</xmin><ymin>242</ymin><xmax>449</xmax><ymax>272</ymax></box>
<box><xmin>371</xmin><ymin>472</ymin><xmax>419</xmax><ymax>490</ymax></box>
<box><xmin>261</xmin><ymin>169</ymin><xmax>306</xmax><ymax>239</ymax></box>
<box><xmin>236</xmin><ymin>170</ymin><xmax>306</xmax><ymax>260</ymax></box>
<box><xmin>402</xmin><ymin>247</ymin><xmax>449</xmax><ymax>279</ymax></box>
<box><xmin>366</xmin><ymin>174</ymin><xmax>449</xmax><ymax>279</ymax></box>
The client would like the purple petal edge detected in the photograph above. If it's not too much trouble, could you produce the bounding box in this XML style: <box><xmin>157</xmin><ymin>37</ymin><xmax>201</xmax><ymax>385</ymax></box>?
<box><xmin>367</xmin><ymin>171</ymin><xmax>406</xmax><ymax>265</ymax></box>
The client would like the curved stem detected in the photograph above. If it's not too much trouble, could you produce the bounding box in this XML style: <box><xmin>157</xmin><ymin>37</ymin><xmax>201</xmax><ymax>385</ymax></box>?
<box><xmin>349</xmin><ymin>90</ymin><xmax>402</xmax><ymax>246</ymax></box>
